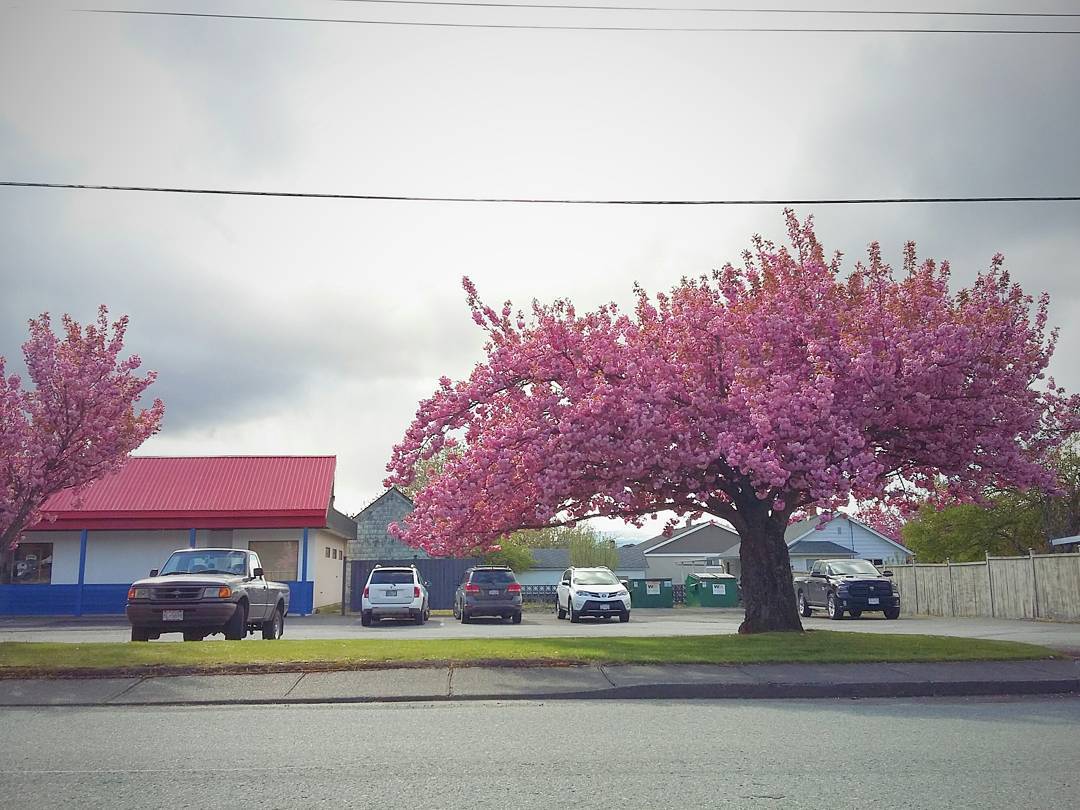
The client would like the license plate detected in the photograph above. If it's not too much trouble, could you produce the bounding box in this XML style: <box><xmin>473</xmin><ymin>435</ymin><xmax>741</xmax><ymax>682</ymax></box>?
<box><xmin>488</xmin><ymin>590</ymin><xmax>500</xmax><ymax>595</ymax></box>
<box><xmin>868</xmin><ymin>598</ymin><xmax>880</xmax><ymax>605</ymax></box>
<box><xmin>162</xmin><ymin>609</ymin><xmax>184</xmax><ymax>621</ymax></box>
<box><xmin>599</xmin><ymin>603</ymin><xmax>610</xmax><ymax>610</ymax></box>
<box><xmin>386</xmin><ymin>590</ymin><xmax>397</xmax><ymax>597</ymax></box>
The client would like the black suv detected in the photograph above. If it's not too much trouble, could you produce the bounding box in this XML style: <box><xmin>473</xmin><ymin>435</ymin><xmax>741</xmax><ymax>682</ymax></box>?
<box><xmin>453</xmin><ymin>566</ymin><xmax>523</xmax><ymax>623</ymax></box>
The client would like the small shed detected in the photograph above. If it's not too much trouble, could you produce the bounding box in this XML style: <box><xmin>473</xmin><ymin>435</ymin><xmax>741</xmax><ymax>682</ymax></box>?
<box><xmin>628</xmin><ymin>578</ymin><xmax>674</xmax><ymax>608</ymax></box>
<box><xmin>684</xmin><ymin>572</ymin><xmax>739</xmax><ymax>607</ymax></box>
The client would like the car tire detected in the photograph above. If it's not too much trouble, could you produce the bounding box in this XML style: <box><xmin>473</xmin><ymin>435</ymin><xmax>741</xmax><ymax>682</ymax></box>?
<box><xmin>361</xmin><ymin>610</ymin><xmax>372</xmax><ymax>627</ymax></box>
<box><xmin>182</xmin><ymin>630</ymin><xmax>204</xmax><ymax>642</ymax></box>
<box><xmin>884</xmin><ymin>607</ymin><xmax>901</xmax><ymax>620</ymax></box>
<box><xmin>414</xmin><ymin>608</ymin><xmax>424</xmax><ymax>626</ymax></box>
<box><xmin>130</xmin><ymin>627</ymin><xmax>150</xmax><ymax>642</ymax></box>
<box><xmin>798</xmin><ymin>592</ymin><xmax>812</xmax><ymax>617</ymax></box>
<box><xmin>827</xmin><ymin>594</ymin><xmax>844</xmax><ymax>620</ymax></box>
<box><xmin>569</xmin><ymin>601</ymin><xmax>580</xmax><ymax>623</ymax></box>
<box><xmin>224</xmin><ymin>601</ymin><xmax>247</xmax><ymax>640</ymax></box>
<box><xmin>512</xmin><ymin>611</ymin><xmax>522</xmax><ymax>624</ymax></box>
<box><xmin>848</xmin><ymin>608</ymin><xmax>863</xmax><ymax>619</ymax></box>
<box><xmin>556</xmin><ymin>598</ymin><xmax>566</xmax><ymax>620</ymax></box>
<box><xmin>453</xmin><ymin>600</ymin><xmax>460</xmax><ymax>620</ymax></box>
<box><xmin>619</xmin><ymin>611</ymin><xmax>630</xmax><ymax>623</ymax></box>
<box><xmin>262</xmin><ymin>605</ymin><xmax>284</xmax><ymax>639</ymax></box>
<box><xmin>425</xmin><ymin>604</ymin><xmax>431</xmax><ymax>622</ymax></box>
<box><xmin>461</xmin><ymin>609</ymin><xmax>471</xmax><ymax>624</ymax></box>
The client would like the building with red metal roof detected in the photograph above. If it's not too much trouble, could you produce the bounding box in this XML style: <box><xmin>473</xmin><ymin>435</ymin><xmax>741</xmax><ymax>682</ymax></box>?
<box><xmin>2</xmin><ymin>456</ymin><xmax>356</xmax><ymax>617</ymax></box>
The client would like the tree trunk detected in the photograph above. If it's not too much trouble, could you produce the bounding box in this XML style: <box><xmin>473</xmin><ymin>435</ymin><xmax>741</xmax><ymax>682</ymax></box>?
<box><xmin>731</xmin><ymin>503</ymin><xmax>803</xmax><ymax>634</ymax></box>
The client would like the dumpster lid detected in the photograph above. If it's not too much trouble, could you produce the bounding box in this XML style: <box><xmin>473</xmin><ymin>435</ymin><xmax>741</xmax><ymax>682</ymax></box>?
<box><xmin>688</xmin><ymin>572</ymin><xmax>736</xmax><ymax>580</ymax></box>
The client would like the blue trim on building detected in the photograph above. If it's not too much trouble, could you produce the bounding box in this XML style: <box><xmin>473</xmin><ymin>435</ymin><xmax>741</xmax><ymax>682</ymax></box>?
<box><xmin>75</xmin><ymin>529</ymin><xmax>89</xmax><ymax>617</ymax></box>
<box><xmin>301</xmin><ymin>527</ymin><xmax>309</xmax><ymax>582</ymax></box>
<box><xmin>189</xmin><ymin>528</ymin><xmax>197</xmax><ymax>548</ymax></box>
<box><xmin>284</xmin><ymin>581</ymin><xmax>313</xmax><ymax>615</ymax></box>
<box><xmin>0</xmin><ymin>583</ymin><xmax>130</xmax><ymax>615</ymax></box>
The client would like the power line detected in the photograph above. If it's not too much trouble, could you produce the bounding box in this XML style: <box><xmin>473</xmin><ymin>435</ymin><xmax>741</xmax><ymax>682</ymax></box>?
<box><xmin>3</xmin><ymin>181</ymin><xmax>1079</xmax><ymax>206</ymax></box>
<box><xmin>327</xmin><ymin>0</ymin><xmax>1080</xmax><ymax>17</ymax></box>
<box><xmin>74</xmin><ymin>8</ymin><xmax>1080</xmax><ymax>34</ymax></box>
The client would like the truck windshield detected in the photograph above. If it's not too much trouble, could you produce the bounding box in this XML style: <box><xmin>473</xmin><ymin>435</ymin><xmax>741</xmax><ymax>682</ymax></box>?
<box><xmin>159</xmin><ymin>551</ymin><xmax>248</xmax><ymax>576</ymax></box>
<box><xmin>829</xmin><ymin>560</ymin><xmax>881</xmax><ymax>576</ymax></box>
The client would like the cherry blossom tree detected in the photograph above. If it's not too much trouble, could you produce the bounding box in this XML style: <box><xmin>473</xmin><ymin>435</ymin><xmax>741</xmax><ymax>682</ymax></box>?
<box><xmin>1</xmin><ymin>306</ymin><xmax>164</xmax><ymax>552</ymax></box>
<box><xmin>386</xmin><ymin>212</ymin><xmax>1078</xmax><ymax>633</ymax></box>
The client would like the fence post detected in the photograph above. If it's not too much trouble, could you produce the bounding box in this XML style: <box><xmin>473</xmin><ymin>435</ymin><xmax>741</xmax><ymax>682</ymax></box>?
<box><xmin>340</xmin><ymin>556</ymin><xmax>348</xmax><ymax>616</ymax></box>
<box><xmin>912</xmin><ymin>559</ymin><xmax>919</xmax><ymax>615</ymax></box>
<box><xmin>1030</xmin><ymin>548</ymin><xmax>1041</xmax><ymax>619</ymax></box>
<box><xmin>986</xmin><ymin>551</ymin><xmax>995</xmax><ymax>618</ymax></box>
<box><xmin>947</xmin><ymin>558</ymin><xmax>956</xmax><ymax>617</ymax></box>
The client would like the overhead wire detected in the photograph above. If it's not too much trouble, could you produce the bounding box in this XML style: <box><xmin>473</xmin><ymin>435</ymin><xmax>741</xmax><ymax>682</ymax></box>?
<box><xmin>2</xmin><ymin>182</ymin><xmax>1078</xmax><ymax>205</ymax></box>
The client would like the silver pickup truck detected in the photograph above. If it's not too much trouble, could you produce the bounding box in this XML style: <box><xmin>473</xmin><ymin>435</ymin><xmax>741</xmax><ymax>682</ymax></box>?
<box><xmin>126</xmin><ymin>548</ymin><xmax>290</xmax><ymax>642</ymax></box>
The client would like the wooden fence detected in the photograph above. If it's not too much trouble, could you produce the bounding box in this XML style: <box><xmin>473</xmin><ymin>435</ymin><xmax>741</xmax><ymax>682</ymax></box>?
<box><xmin>890</xmin><ymin>552</ymin><xmax>1080</xmax><ymax>620</ymax></box>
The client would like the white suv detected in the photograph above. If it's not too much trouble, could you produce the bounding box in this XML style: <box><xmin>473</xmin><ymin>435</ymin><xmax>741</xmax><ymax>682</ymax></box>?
<box><xmin>556</xmin><ymin>567</ymin><xmax>631</xmax><ymax>623</ymax></box>
<box><xmin>360</xmin><ymin>566</ymin><xmax>430</xmax><ymax>626</ymax></box>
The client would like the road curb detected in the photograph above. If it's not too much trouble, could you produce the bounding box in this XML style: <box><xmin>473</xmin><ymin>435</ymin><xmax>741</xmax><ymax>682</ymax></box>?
<box><xmin>4</xmin><ymin>677</ymin><xmax>1078</xmax><ymax>708</ymax></box>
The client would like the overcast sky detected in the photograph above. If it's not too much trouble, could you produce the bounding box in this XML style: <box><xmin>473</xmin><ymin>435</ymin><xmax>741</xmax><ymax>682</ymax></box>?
<box><xmin>2</xmin><ymin>1</ymin><xmax>1078</xmax><ymax>538</ymax></box>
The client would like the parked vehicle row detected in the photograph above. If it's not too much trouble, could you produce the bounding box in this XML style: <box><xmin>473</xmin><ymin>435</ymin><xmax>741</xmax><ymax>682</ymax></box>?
<box><xmin>793</xmin><ymin>558</ymin><xmax>901</xmax><ymax>620</ymax></box>
<box><xmin>126</xmin><ymin>548</ymin><xmax>290</xmax><ymax>641</ymax></box>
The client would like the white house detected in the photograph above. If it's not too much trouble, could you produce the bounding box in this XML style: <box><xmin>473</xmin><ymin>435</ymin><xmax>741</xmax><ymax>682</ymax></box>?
<box><xmin>781</xmin><ymin>513</ymin><xmax>913</xmax><ymax>571</ymax></box>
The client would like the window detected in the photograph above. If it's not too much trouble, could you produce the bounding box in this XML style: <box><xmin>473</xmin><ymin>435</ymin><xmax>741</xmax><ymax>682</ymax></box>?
<box><xmin>470</xmin><ymin>570</ymin><xmax>516</xmax><ymax>585</ymax></box>
<box><xmin>159</xmin><ymin>550</ymin><xmax>250</xmax><ymax>576</ymax></box>
<box><xmin>325</xmin><ymin>547</ymin><xmax>331</xmax><ymax>558</ymax></box>
<box><xmin>248</xmin><ymin>541</ymin><xmax>298</xmax><ymax>582</ymax></box>
<box><xmin>369</xmin><ymin>569</ymin><xmax>415</xmax><ymax>585</ymax></box>
<box><xmin>573</xmin><ymin>570</ymin><xmax>619</xmax><ymax>586</ymax></box>
<box><xmin>871</xmin><ymin>559</ymin><xmax>884</xmax><ymax>568</ymax></box>
<box><xmin>3</xmin><ymin>542</ymin><xmax>53</xmax><ymax>584</ymax></box>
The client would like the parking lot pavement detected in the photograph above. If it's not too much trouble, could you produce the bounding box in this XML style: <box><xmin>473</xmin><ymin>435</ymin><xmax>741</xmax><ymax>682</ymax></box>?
<box><xmin>2</xmin><ymin>609</ymin><xmax>1079</xmax><ymax>651</ymax></box>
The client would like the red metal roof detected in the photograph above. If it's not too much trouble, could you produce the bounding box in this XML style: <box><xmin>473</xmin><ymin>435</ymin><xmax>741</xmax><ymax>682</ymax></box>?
<box><xmin>32</xmin><ymin>456</ymin><xmax>337</xmax><ymax>531</ymax></box>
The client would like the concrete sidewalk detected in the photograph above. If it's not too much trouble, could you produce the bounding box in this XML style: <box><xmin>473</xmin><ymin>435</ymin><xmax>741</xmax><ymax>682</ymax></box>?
<box><xmin>3</xmin><ymin>659</ymin><xmax>1079</xmax><ymax>707</ymax></box>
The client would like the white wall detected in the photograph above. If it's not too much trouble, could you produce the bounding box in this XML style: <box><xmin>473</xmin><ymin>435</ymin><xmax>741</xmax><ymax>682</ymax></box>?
<box><xmin>22</xmin><ymin>530</ymin><xmax>82</xmax><ymax>584</ymax></box>
<box><xmin>83</xmin><ymin>531</ymin><xmax>189</xmax><ymax>584</ymax></box>
<box><xmin>311</xmin><ymin>529</ymin><xmax>346</xmax><ymax>608</ymax></box>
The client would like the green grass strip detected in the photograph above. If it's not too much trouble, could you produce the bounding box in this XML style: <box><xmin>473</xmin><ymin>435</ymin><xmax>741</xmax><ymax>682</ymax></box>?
<box><xmin>0</xmin><ymin>631</ymin><xmax>1054</xmax><ymax>676</ymax></box>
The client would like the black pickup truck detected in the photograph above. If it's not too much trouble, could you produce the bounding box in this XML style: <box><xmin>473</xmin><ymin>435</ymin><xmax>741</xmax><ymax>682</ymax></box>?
<box><xmin>126</xmin><ymin>548</ymin><xmax>290</xmax><ymax>641</ymax></box>
<box><xmin>793</xmin><ymin>558</ymin><xmax>901</xmax><ymax>620</ymax></box>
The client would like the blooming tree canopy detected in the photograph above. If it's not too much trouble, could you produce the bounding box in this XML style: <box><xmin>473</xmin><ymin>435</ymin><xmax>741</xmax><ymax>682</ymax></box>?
<box><xmin>1</xmin><ymin>306</ymin><xmax>164</xmax><ymax>550</ymax></box>
<box><xmin>386</xmin><ymin>212</ymin><xmax>1078</xmax><ymax>633</ymax></box>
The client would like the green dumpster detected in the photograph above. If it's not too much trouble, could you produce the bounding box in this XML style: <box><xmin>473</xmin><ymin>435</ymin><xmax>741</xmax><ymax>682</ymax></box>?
<box><xmin>628</xmin><ymin>578</ymin><xmax>674</xmax><ymax>608</ymax></box>
<box><xmin>684</xmin><ymin>572</ymin><xmax>739</xmax><ymax>607</ymax></box>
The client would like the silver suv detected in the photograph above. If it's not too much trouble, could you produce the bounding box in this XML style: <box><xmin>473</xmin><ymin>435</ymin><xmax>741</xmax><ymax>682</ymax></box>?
<box><xmin>360</xmin><ymin>565</ymin><xmax>430</xmax><ymax>626</ymax></box>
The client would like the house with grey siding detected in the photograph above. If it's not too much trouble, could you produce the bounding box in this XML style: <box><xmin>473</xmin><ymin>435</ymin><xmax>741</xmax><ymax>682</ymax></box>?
<box><xmin>344</xmin><ymin>488</ymin><xmax>427</xmax><ymax>609</ymax></box>
<box><xmin>632</xmin><ymin>522</ymin><xmax>742</xmax><ymax>581</ymax></box>
<box><xmin>782</xmin><ymin>513</ymin><xmax>913</xmax><ymax>571</ymax></box>
<box><xmin>515</xmin><ymin>547</ymin><xmax>648</xmax><ymax>588</ymax></box>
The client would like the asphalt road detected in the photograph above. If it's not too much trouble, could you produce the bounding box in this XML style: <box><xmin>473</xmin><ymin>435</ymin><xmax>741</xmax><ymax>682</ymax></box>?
<box><xmin>3</xmin><ymin>609</ymin><xmax>1080</xmax><ymax>651</ymax></box>
<box><xmin>1</xmin><ymin>696</ymin><xmax>1078</xmax><ymax>808</ymax></box>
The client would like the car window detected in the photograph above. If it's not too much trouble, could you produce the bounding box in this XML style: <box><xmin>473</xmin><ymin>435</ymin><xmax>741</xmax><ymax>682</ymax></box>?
<box><xmin>562</xmin><ymin>569</ymin><xmax>571</xmax><ymax>583</ymax></box>
<box><xmin>159</xmin><ymin>550</ymin><xmax>248</xmax><ymax>575</ymax></box>
<box><xmin>828</xmin><ymin>560</ymin><xmax>881</xmax><ymax>576</ymax></box>
<box><xmin>470</xmin><ymin>570</ymin><xmax>516</xmax><ymax>585</ymax></box>
<box><xmin>369</xmin><ymin>570</ymin><xmax>415</xmax><ymax>585</ymax></box>
<box><xmin>573</xmin><ymin>570</ymin><xmax>619</xmax><ymax>585</ymax></box>
<box><xmin>811</xmin><ymin>561</ymin><xmax>823</xmax><ymax>575</ymax></box>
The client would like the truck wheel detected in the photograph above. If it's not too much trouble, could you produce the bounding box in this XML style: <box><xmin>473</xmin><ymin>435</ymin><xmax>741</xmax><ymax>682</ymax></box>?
<box><xmin>512</xmin><ymin>611</ymin><xmax>522</xmax><ymax>624</ymax></box>
<box><xmin>884</xmin><ymin>607</ymin><xmax>901</xmax><ymax>620</ymax></box>
<box><xmin>848</xmin><ymin>608</ymin><xmax>863</xmax><ymax>619</ymax></box>
<box><xmin>360</xmin><ymin>610</ymin><xmax>372</xmax><ymax>627</ymax></box>
<box><xmin>827</xmin><ymin>594</ymin><xmax>844</xmax><ymax>620</ymax></box>
<box><xmin>130</xmin><ymin>627</ymin><xmax>150</xmax><ymax>642</ymax></box>
<box><xmin>224</xmin><ymin>602</ymin><xmax>247</xmax><ymax>640</ymax></box>
<box><xmin>798</xmin><ymin>592</ymin><xmax>812</xmax><ymax>617</ymax></box>
<box><xmin>262</xmin><ymin>605</ymin><xmax>284</xmax><ymax>639</ymax></box>
<box><xmin>182</xmin><ymin>631</ymin><xmax>205</xmax><ymax>642</ymax></box>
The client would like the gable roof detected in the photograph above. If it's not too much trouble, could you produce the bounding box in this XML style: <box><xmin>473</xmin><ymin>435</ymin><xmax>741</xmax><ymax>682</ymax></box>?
<box><xmin>641</xmin><ymin>522</ymin><xmax>741</xmax><ymax>556</ymax></box>
<box><xmin>633</xmin><ymin>522</ymin><xmax>704</xmax><ymax>554</ymax></box>
<box><xmin>34</xmin><ymin>456</ymin><xmax>338</xmax><ymax>531</ymax></box>
<box><xmin>527</xmin><ymin>546</ymin><xmax>647</xmax><ymax>571</ymax></box>
<box><xmin>786</xmin><ymin>513</ymin><xmax>913</xmax><ymax>556</ymax></box>
<box><xmin>787</xmin><ymin>539</ymin><xmax>858</xmax><ymax>557</ymax></box>
<box><xmin>354</xmin><ymin>487</ymin><xmax>413</xmax><ymax>519</ymax></box>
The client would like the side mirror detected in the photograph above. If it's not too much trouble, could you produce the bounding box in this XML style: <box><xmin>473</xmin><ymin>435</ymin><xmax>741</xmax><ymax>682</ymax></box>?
<box><xmin>620</xmin><ymin>580</ymin><xmax>629</xmax><ymax>588</ymax></box>
<box><xmin>811</xmin><ymin>571</ymin><xmax>825</xmax><ymax>578</ymax></box>
<box><xmin>560</xmin><ymin>580</ymin><xmax>570</xmax><ymax>586</ymax></box>
<box><xmin>882</xmin><ymin>570</ymin><xmax>894</xmax><ymax>578</ymax></box>
<box><xmin>149</xmin><ymin>569</ymin><xmax>159</xmax><ymax>577</ymax></box>
<box><xmin>253</xmin><ymin>567</ymin><xmax>264</xmax><ymax>578</ymax></box>
<box><xmin>424</xmin><ymin>581</ymin><xmax>432</xmax><ymax>589</ymax></box>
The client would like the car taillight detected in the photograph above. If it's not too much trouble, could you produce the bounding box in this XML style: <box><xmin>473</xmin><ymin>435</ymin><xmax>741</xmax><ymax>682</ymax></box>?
<box><xmin>363</xmin><ymin>586</ymin><xmax>369</xmax><ymax>598</ymax></box>
<box><xmin>465</xmin><ymin>583</ymin><xmax>480</xmax><ymax>593</ymax></box>
<box><xmin>414</xmin><ymin>586</ymin><xmax>420</xmax><ymax>598</ymax></box>
<box><xmin>127</xmin><ymin>587</ymin><xmax>137</xmax><ymax>600</ymax></box>
<box><xmin>507</xmin><ymin>583</ymin><xmax>521</xmax><ymax>593</ymax></box>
